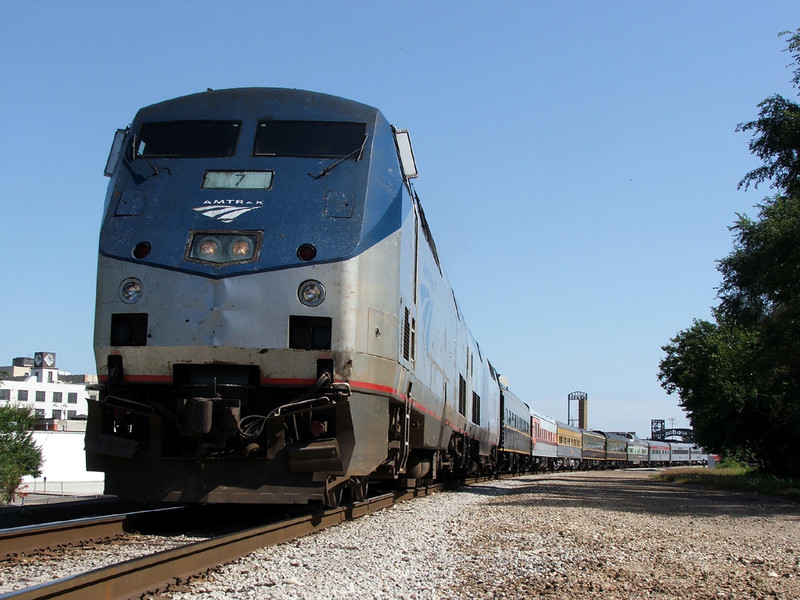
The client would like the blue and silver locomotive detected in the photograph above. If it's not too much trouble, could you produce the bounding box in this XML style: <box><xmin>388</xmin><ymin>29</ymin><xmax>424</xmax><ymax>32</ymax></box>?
<box><xmin>86</xmin><ymin>88</ymin><xmax>500</xmax><ymax>505</ymax></box>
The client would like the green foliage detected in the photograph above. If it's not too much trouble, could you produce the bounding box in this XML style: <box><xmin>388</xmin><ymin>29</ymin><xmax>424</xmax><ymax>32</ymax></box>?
<box><xmin>660</xmin><ymin>196</ymin><xmax>800</xmax><ymax>476</ymax></box>
<box><xmin>0</xmin><ymin>404</ymin><xmax>43</xmax><ymax>503</ymax></box>
<box><xmin>658</xmin><ymin>319</ymin><xmax>762</xmax><ymax>459</ymax></box>
<box><xmin>659</xmin><ymin>28</ymin><xmax>800</xmax><ymax>479</ymax></box>
<box><xmin>719</xmin><ymin>197</ymin><xmax>800</xmax><ymax>324</ymax></box>
<box><xmin>737</xmin><ymin>30</ymin><xmax>800</xmax><ymax>196</ymax></box>
<box><xmin>715</xmin><ymin>458</ymin><xmax>751</xmax><ymax>471</ymax></box>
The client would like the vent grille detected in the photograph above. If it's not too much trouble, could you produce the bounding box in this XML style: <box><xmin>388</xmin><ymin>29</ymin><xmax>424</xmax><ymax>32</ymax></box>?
<box><xmin>472</xmin><ymin>391</ymin><xmax>481</xmax><ymax>424</ymax></box>
<box><xmin>458</xmin><ymin>375</ymin><xmax>467</xmax><ymax>416</ymax></box>
<box><xmin>402</xmin><ymin>307</ymin><xmax>416</xmax><ymax>364</ymax></box>
<box><xmin>410</xmin><ymin>316</ymin><xmax>416</xmax><ymax>363</ymax></box>
<box><xmin>403</xmin><ymin>307</ymin><xmax>411</xmax><ymax>361</ymax></box>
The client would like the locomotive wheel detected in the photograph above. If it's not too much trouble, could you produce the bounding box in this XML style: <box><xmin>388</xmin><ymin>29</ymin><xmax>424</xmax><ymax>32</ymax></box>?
<box><xmin>350</xmin><ymin>477</ymin><xmax>369</xmax><ymax>502</ymax></box>
<box><xmin>324</xmin><ymin>484</ymin><xmax>344</xmax><ymax>508</ymax></box>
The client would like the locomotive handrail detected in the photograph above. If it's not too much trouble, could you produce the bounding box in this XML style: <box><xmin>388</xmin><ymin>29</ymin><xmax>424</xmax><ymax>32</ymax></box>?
<box><xmin>272</xmin><ymin>395</ymin><xmax>334</xmax><ymax>417</ymax></box>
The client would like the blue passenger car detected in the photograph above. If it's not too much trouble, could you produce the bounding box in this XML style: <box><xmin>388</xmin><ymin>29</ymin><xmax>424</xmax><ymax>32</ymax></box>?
<box><xmin>498</xmin><ymin>383</ymin><xmax>533</xmax><ymax>472</ymax></box>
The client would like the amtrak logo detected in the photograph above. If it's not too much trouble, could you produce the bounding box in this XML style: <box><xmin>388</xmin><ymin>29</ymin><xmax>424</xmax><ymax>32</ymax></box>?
<box><xmin>193</xmin><ymin>200</ymin><xmax>264</xmax><ymax>223</ymax></box>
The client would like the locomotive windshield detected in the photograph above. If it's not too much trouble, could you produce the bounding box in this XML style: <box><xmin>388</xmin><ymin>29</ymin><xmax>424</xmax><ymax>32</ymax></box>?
<box><xmin>136</xmin><ymin>121</ymin><xmax>241</xmax><ymax>158</ymax></box>
<box><xmin>254</xmin><ymin>120</ymin><xmax>367</xmax><ymax>158</ymax></box>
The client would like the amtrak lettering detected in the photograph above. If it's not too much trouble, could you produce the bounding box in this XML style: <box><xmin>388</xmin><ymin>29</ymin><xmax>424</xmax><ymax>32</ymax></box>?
<box><xmin>193</xmin><ymin>199</ymin><xmax>264</xmax><ymax>223</ymax></box>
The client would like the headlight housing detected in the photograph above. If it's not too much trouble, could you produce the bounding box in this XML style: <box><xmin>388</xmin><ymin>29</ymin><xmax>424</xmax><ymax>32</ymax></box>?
<box><xmin>187</xmin><ymin>232</ymin><xmax>261</xmax><ymax>265</ymax></box>
<box><xmin>298</xmin><ymin>280</ymin><xmax>326</xmax><ymax>307</ymax></box>
<box><xmin>119</xmin><ymin>278</ymin><xmax>143</xmax><ymax>303</ymax></box>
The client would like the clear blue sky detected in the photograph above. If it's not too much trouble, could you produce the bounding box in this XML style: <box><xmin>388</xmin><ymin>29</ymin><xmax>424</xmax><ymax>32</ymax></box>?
<box><xmin>1</xmin><ymin>2</ymin><xmax>797</xmax><ymax>438</ymax></box>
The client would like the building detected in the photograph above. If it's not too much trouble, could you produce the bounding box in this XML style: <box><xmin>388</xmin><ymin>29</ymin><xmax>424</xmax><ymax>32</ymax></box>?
<box><xmin>1</xmin><ymin>352</ymin><xmax>105</xmax><ymax>495</ymax></box>
<box><xmin>0</xmin><ymin>352</ymin><xmax>97</xmax><ymax>426</ymax></box>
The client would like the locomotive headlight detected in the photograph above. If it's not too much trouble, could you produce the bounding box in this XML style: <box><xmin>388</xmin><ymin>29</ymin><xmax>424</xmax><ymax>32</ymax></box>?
<box><xmin>119</xmin><ymin>278</ymin><xmax>143</xmax><ymax>303</ymax></box>
<box><xmin>229</xmin><ymin>236</ymin><xmax>254</xmax><ymax>259</ymax></box>
<box><xmin>187</xmin><ymin>231</ymin><xmax>261</xmax><ymax>265</ymax></box>
<box><xmin>298</xmin><ymin>280</ymin><xmax>326</xmax><ymax>307</ymax></box>
<box><xmin>198</xmin><ymin>236</ymin><xmax>221</xmax><ymax>258</ymax></box>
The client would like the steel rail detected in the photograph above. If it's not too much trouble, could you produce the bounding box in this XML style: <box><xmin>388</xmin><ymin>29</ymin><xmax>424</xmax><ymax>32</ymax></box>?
<box><xmin>0</xmin><ymin>507</ymin><xmax>184</xmax><ymax>561</ymax></box>
<box><xmin>1</xmin><ymin>514</ymin><xmax>127</xmax><ymax>561</ymax></box>
<box><xmin>0</xmin><ymin>486</ymin><xmax>440</xmax><ymax>600</ymax></box>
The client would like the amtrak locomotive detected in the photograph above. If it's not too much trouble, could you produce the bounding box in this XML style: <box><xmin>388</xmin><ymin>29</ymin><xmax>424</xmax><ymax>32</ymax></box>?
<box><xmin>87</xmin><ymin>88</ymin><xmax>499</xmax><ymax>506</ymax></box>
<box><xmin>86</xmin><ymin>88</ymin><xmax>706</xmax><ymax>507</ymax></box>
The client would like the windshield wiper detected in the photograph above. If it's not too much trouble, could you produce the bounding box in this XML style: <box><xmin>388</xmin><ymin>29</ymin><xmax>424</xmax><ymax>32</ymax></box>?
<box><xmin>308</xmin><ymin>134</ymin><xmax>368</xmax><ymax>180</ymax></box>
<box><xmin>127</xmin><ymin>133</ymin><xmax>170</xmax><ymax>180</ymax></box>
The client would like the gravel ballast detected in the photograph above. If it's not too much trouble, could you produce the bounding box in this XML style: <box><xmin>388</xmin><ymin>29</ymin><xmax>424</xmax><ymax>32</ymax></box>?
<box><xmin>0</xmin><ymin>534</ymin><xmax>206</xmax><ymax>594</ymax></box>
<box><xmin>3</xmin><ymin>470</ymin><xmax>798</xmax><ymax>599</ymax></box>
<box><xmin>162</xmin><ymin>469</ymin><xmax>800</xmax><ymax>600</ymax></box>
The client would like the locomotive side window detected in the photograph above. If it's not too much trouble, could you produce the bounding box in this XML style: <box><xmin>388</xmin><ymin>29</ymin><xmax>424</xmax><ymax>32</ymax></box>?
<box><xmin>254</xmin><ymin>120</ymin><xmax>367</xmax><ymax>158</ymax></box>
<box><xmin>136</xmin><ymin>121</ymin><xmax>241</xmax><ymax>158</ymax></box>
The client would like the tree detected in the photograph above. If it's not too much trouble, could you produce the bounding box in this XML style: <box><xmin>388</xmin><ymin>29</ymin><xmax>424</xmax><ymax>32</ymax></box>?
<box><xmin>737</xmin><ymin>30</ymin><xmax>800</xmax><ymax>196</ymax></box>
<box><xmin>0</xmin><ymin>404</ymin><xmax>43</xmax><ymax>503</ymax></box>
<box><xmin>659</xmin><ymin>28</ymin><xmax>800</xmax><ymax>476</ymax></box>
<box><xmin>660</xmin><ymin>200</ymin><xmax>800</xmax><ymax>474</ymax></box>
<box><xmin>718</xmin><ymin>198</ymin><xmax>800</xmax><ymax>474</ymax></box>
<box><xmin>659</xmin><ymin>319</ymin><xmax>760</xmax><ymax>460</ymax></box>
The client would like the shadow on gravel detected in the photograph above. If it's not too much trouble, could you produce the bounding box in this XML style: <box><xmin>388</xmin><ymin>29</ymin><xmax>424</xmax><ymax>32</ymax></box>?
<box><xmin>462</xmin><ymin>472</ymin><xmax>800</xmax><ymax>518</ymax></box>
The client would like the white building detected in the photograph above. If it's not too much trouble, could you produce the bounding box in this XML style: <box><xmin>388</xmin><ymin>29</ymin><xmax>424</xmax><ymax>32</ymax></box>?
<box><xmin>22</xmin><ymin>430</ymin><xmax>104</xmax><ymax>488</ymax></box>
<box><xmin>1</xmin><ymin>352</ymin><xmax>105</xmax><ymax>495</ymax></box>
<box><xmin>0</xmin><ymin>352</ymin><xmax>97</xmax><ymax>424</ymax></box>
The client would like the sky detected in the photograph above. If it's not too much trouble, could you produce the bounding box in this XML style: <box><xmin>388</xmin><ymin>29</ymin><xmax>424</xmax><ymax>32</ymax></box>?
<box><xmin>1</xmin><ymin>1</ymin><xmax>797</xmax><ymax>439</ymax></box>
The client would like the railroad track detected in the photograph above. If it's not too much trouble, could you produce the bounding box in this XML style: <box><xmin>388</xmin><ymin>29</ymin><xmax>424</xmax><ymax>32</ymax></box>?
<box><xmin>0</xmin><ymin>507</ymin><xmax>185</xmax><ymax>561</ymax></box>
<box><xmin>0</xmin><ymin>484</ymin><xmax>446</xmax><ymax>600</ymax></box>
